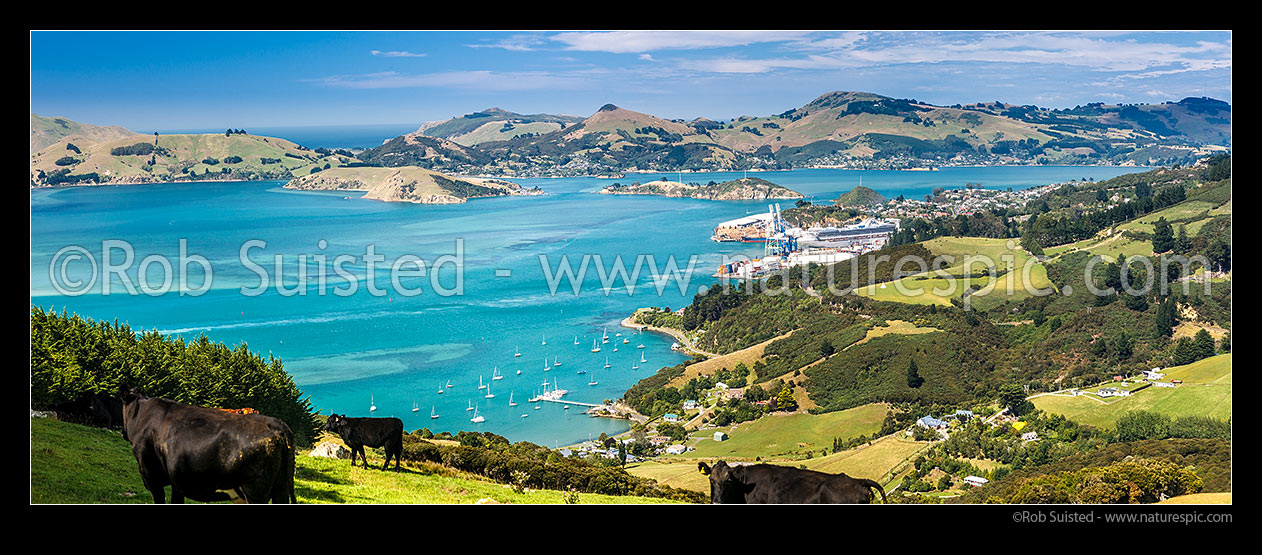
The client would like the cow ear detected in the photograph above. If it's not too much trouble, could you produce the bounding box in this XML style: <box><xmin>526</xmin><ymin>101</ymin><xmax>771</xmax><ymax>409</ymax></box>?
<box><xmin>698</xmin><ymin>462</ymin><xmax>710</xmax><ymax>475</ymax></box>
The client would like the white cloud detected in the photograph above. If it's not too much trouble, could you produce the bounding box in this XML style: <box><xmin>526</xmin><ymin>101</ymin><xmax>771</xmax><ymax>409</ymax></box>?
<box><xmin>467</xmin><ymin>34</ymin><xmax>547</xmax><ymax>52</ymax></box>
<box><xmin>370</xmin><ymin>50</ymin><xmax>426</xmax><ymax>58</ymax></box>
<box><xmin>550</xmin><ymin>30</ymin><xmax>814</xmax><ymax>54</ymax></box>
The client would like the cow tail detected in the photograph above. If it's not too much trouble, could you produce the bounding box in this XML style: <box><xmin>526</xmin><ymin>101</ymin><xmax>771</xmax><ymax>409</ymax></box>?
<box><xmin>862</xmin><ymin>479</ymin><xmax>887</xmax><ymax>504</ymax></box>
<box><xmin>287</xmin><ymin>437</ymin><xmax>297</xmax><ymax>504</ymax></box>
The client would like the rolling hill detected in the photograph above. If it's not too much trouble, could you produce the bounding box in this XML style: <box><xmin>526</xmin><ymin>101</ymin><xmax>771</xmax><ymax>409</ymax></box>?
<box><xmin>598</xmin><ymin>176</ymin><xmax>802</xmax><ymax>200</ymax></box>
<box><xmin>30</xmin><ymin>126</ymin><xmax>355</xmax><ymax>186</ymax></box>
<box><xmin>30</xmin><ymin>113</ymin><xmax>142</xmax><ymax>153</ymax></box>
<box><xmin>362</xmin><ymin>91</ymin><xmax>1229</xmax><ymax>176</ymax></box>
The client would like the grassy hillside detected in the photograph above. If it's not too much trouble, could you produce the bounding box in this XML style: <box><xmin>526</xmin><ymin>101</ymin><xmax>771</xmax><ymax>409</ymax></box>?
<box><xmin>31</xmin><ymin>113</ymin><xmax>141</xmax><ymax>153</ymax></box>
<box><xmin>284</xmin><ymin>166</ymin><xmax>542</xmax><ymax>204</ymax></box>
<box><xmin>1031</xmin><ymin>354</ymin><xmax>1231</xmax><ymax>428</ymax></box>
<box><xmin>31</xmin><ymin>132</ymin><xmax>354</xmax><ymax>186</ymax></box>
<box><xmin>682</xmin><ymin>403</ymin><xmax>890</xmax><ymax>460</ymax></box>
<box><xmin>30</xmin><ymin>417</ymin><xmax>678</xmax><ymax>504</ymax></box>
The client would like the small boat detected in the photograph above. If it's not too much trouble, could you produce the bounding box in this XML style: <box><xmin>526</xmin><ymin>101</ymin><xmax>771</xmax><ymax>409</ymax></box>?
<box><xmin>588</xmin><ymin>369</ymin><xmax>598</xmax><ymax>386</ymax></box>
<box><xmin>509</xmin><ymin>392</ymin><xmax>517</xmax><ymax>407</ymax></box>
<box><xmin>640</xmin><ymin>353</ymin><xmax>647</xmax><ymax>363</ymax></box>
<box><xmin>613</xmin><ymin>346</ymin><xmax>618</xmax><ymax>352</ymax></box>
<box><xmin>516</xmin><ymin>368</ymin><xmax>522</xmax><ymax>375</ymax></box>
<box><xmin>564</xmin><ymin>405</ymin><xmax>570</xmax><ymax>411</ymax></box>
<box><xmin>492</xmin><ymin>367</ymin><xmax>504</xmax><ymax>381</ymax></box>
<box><xmin>615</xmin><ymin>332</ymin><xmax>622</xmax><ymax>337</ymax></box>
<box><xmin>478</xmin><ymin>376</ymin><xmax>486</xmax><ymax>390</ymax></box>
<box><xmin>543</xmin><ymin>358</ymin><xmax>550</xmax><ymax>372</ymax></box>
<box><xmin>535</xmin><ymin>405</ymin><xmax>541</xmax><ymax>410</ymax></box>
<box><xmin>466</xmin><ymin>400</ymin><xmax>474</xmax><ymax>412</ymax></box>
<box><xmin>437</xmin><ymin>383</ymin><xmax>444</xmax><ymax>394</ymax></box>
<box><xmin>521</xmin><ymin>413</ymin><xmax>529</xmax><ymax>418</ymax></box>
<box><xmin>574</xmin><ymin>336</ymin><xmax>580</xmax><ymax>345</ymax></box>
<box><xmin>554</xmin><ymin>356</ymin><xmax>562</xmax><ymax>367</ymax></box>
<box><xmin>370</xmin><ymin>396</ymin><xmax>377</xmax><ymax>412</ymax></box>
<box><xmin>632</xmin><ymin>363</ymin><xmax>638</xmax><ymax>370</ymax></box>
<box><xmin>576</xmin><ymin>368</ymin><xmax>587</xmax><ymax>375</ymax></box>
<box><xmin>623</xmin><ymin>338</ymin><xmax>630</xmax><ymax>344</ymax></box>
<box><xmin>431</xmin><ymin>406</ymin><xmax>439</xmax><ymax>420</ymax></box>
<box><xmin>591</xmin><ymin>339</ymin><xmax>601</xmax><ymax>353</ymax></box>
<box><xmin>470</xmin><ymin>405</ymin><xmax>484</xmax><ymax>423</ymax></box>
<box><xmin>446</xmin><ymin>380</ymin><xmax>453</xmax><ymax>389</ymax></box>
<box><xmin>412</xmin><ymin>401</ymin><xmax>420</xmax><ymax>413</ymax></box>
<box><xmin>637</xmin><ymin>344</ymin><xmax>645</xmax><ymax>349</ymax></box>
<box><xmin>604</xmin><ymin>357</ymin><xmax>611</xmax><ymax>368</ymax></box>
<box><xmin>541</xmin><ymin>334</ymin><xmax>547</xmax><ymax>346</ymax></box>
<box><xmin>514</xmin><ymin>347</ymin><xmax>521</xmax><ymax>358</ymax></box>
<box><xmin>485</xmin><ymin>384</ymin><xmax>495</xmax><ymax>399</ymax></box>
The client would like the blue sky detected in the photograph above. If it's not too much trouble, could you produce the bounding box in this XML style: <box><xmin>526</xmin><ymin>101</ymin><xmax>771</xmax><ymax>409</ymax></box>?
<box><xmin>30</xmin><ymin>30</ymin><xmax>1232</xmax><ymax>131</ymax></box>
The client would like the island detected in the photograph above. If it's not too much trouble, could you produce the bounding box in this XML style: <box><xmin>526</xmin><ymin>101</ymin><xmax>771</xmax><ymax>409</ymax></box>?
<box><xmin>284</xmin><ymin>166</ymin><xmax>544</xmax><ymax>204</ymax></box>
<box><xmin>597</xmin><ymin>176</ymin><xmax>803</xmax><ymax>201</ymax></box>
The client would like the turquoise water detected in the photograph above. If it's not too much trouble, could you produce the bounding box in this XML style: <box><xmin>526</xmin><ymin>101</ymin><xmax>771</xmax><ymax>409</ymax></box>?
<box><xmin>29</xmin><ymin>166</ymin><xmax>1145</xmax><ymax>446</ymax></box>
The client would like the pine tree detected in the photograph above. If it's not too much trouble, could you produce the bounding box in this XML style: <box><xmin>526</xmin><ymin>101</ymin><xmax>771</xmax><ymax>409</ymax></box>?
<box><xmin>1152</xmin><ymin>217</ymin><xmax>1175</xmax><ymax>253</ymax></box>
<box><xmin>906</xmin><ymin>358</ymin><xmax>924</xmax><ymax>389</ymax></box>
<box><xmin>1192</xmin><ymin>329</ymin><xmax>1216</xmax><ymax>360</ymax></box>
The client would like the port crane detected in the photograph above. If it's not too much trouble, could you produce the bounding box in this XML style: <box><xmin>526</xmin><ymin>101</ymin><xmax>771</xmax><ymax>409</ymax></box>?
<box><xmin>763</xmin><ymin>203</ymin><xmax>797</xmax><ymax>257</ymax></box>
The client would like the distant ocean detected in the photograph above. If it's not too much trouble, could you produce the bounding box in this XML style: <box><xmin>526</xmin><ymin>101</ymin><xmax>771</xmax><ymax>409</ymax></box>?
<box><xmin>152</xmin><ymin>123</ymin><xmax>419</xmax><ymax>149</ymax></box>
<box><xmin>30</xmin><ymin>166</ymin><xmax>1147</xmax><ymax>446</ymax></box>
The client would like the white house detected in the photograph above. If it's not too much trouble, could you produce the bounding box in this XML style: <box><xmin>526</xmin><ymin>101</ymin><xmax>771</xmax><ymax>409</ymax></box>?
<box><xmin>1153</xmin><ymin>381</ymin><xmax>1177</xmax><ymax>388</ymax></box>
<box><xmin>1021</xmin><ymin>431</ymin><xmax>1038</xmax><ymax>441</ymax></box>
<box><xmin>713</xmin><ymin>431</ymin><xmax>728</xmax><ymax>442</ymax></box>
<box><xmin>682</xmin><ymin>400</ymin><xmax>700</xmax><ymax>410</ymax></box>
<box><xmin>1097</xmin><ymin>387</ymin><xmax>1131</xmax><ymax>397</ymax></box>
<box><xmin>1142</xmin><ymin>368</ymin><xmax>1165</xmax><ymax>380</ymax></box>
<box><xmin>964</xmin><ymin>476</ymin><xmax>989</xmax><ymax>487</ymax></box>
<box><xmin>663</xmin><ymin>444</ymin><xmax>687</xmax><ymax>455</ymax></box>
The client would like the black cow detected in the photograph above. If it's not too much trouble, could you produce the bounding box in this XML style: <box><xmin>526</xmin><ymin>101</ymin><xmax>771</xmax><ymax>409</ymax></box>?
<box><xmin>120</xmin><ymin>387</ymin><xmax>296</xmax><ymax>504</ymax></box>
<box><xmin>698</xmin><ymin>461</ymin><xmax>887</xmax><ymax>504</ymax></box>
<box><xmin>50</xmin><ymin>393</ymin><xmax>122</xmax><ymax>429</ymax></box>
<box><xmin>323</xmin><ymin>414</ymin><xmax>403</xmax><ymax>470</ymax></box>
<box><xmin>90</xmin><ymin>394</ymin><xmax>124</xmax><ymax>429</ymax></box>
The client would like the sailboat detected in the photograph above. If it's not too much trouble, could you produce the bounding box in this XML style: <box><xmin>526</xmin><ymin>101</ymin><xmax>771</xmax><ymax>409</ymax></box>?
<box><xmin>554</xmin><ymin>356</ymin><xmax>562</xmax><ymax>367</ymax></box>
<box><xmin>637</xmin><ymin>343</ymin><xmax>645</xmax><ymax>349</ymax></box>
<box><xmin>543</xmin><ymin>358</ymin><xmax>550</xmax><ymax>372</ymax></box>
<box><xmin>640</xmin><ymin>352</ymin><xmax>647</xmax><ymax>363</ymax></box>
<box><xmin>484</xmin><ymin>384</ymin><xmax>495</xmax><ymax>399</ymax></box>
<box><xmin>514</xmin><ymin>347</ymin><xmax>521</xmax><ymax>358</ymax></box>
<box><xmin>591</xmin><ymin>339</ymin><xmax>601</xmax><ymax>353</ymax></box>
<box><xmin>588</xmin><ymin>371</ymin><xmax>598</xmax><ymax>386</ymax></box>
<box><xmin>541</xmin><ymin>334</ymin><xmax>547</xmax><ymax>346</ymax></box>
<box><xmin>370</xmin><ymin>396</ymin><xmax>377</xmax><ymax>412</ymax></box>
<box><xmin>602</xmin><ymin>327</ymin><xmax>609</xmax><ymax>343</ymax></box>
<box><xmin>430</xmin><ymin>406</ymin><xmax>439</xmax><ymax>420</ymax></box>
<box><xmin>470</xmin><ymin>405</ymin><xmax>485</xmax><ymax>423</ymax></box>
<box><xmin>478</xmin><ymin>376</ymin><xmax>487</xmax><ymax>390</ymax></box>
<box><xmin>492</xmin><ymin>367</ymin><xmax>503</xmax><ymax>381</ymax></box>
<box><xmin>623</xmin><ymin>337</ymin><xmax>630</xmax><ymax>344</ymax></box>
<box><xmin>412</xmin><ymin>401</ymin><xmax>420</xmax><ymax>413</ymax></box>
<box><xmin>576</xmin><ymin>367</ymin><xmax>587</xmax><ymax>375</ymax></box>
<box><xmin>604</xmin><ymin>356</ymin><xmax>611</xmax><ymax>368</ymax></box>
<box><xmin>466</xmin><ymin>400</ymin><xmax>474</xmax><ymax>412</ymax></box>
<box><xmin>574</xmin><ymin>335</ymin><xmax>580</xmax><ymax>345</ymax></box>
<box><xmin>509</xmin><ymin>392</ymin><xmax>517</xmax><ymax>407</ymax></box>
<box><xmin>446</xmin><ymin>380</ymin><xmax>453</xmax><ymax>389</ymax></box>
<box><xmin>516</xmin><ymin>367</ymin><xmax>522</xmax><ymax>375</ymax></box>
<box><xmin>437</xmin><ymin>383</ymin><xmax>445</xmax><ymax>394</ymax></box>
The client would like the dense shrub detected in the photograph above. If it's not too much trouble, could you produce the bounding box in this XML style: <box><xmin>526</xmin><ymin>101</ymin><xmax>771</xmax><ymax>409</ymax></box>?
<box><xmin>30</xmin><ymin>306</ymin><xmax>320</xmax><ymax>446</ymax></box>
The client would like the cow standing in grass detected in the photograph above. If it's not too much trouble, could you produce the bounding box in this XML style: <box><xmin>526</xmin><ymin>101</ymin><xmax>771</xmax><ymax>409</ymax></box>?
<box><xmin>120</xmin><ymin>387</ymin><xmax>296</xmax><ymax>504</ymax></box>
<box><xmin>698</xmin><ymin>460</ymin><xmax>887</xmax><ymax>504</ymax></box>
<box><xmin>323</xmin><ymin>414</ymin><xmax>403</xmax><ymax>470</ymax></box>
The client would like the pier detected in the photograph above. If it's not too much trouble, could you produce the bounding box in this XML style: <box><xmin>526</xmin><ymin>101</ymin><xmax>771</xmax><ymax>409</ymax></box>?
<box><xmin>540</xmin><ymin>398</ymin><xmax>602</xmax><ymax>408</ymax></box>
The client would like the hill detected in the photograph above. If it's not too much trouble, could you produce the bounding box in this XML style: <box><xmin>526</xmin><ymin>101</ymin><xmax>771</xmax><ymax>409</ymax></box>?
<box><xmin>833</xmin><ymin>185</ymin><xmax>888</xmax><ymax>207</ymax></box>
<box><xmin>30</xmin><ymin>130</ymin><xmax>354</xmax><ymax>187</ymax></box>
<box><xmin>414</xmin><ymin>107</ymin><xmax>584</xmax><ymax>146</ymax></box>
<box><xmin>598</xmin><ymin>176</ymin><xmax>802</xmax><ymax>200</ymax></box>
<box><xmin>284</xmin><ymin>166</ymin><xmax>544</xmax><ymax>204</ymax></box>
<box><xmin>30</xmin><ymin>113</ymin><xmax>141</xmax><ymax>153</ymax></box>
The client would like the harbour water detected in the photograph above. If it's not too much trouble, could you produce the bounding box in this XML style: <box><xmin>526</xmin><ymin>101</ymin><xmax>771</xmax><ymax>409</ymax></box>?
<box><xmin>29</xmin><ymin>165</ymin><xmax>1145</xmax><ymax>446</ymax></box>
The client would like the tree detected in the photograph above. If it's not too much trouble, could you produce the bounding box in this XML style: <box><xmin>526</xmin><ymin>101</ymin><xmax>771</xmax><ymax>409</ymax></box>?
<box><xmin>775</xmin><ymin>387</ymin><xmax>798</xmax><ymax>412</ymax></box>
<box><xmin>1172</xmin><ymin>337</ymin><xmax>1198</xmax><ymax>366</ymax></box>
<box><xmin>999</xmin><ymin>383</ymin><xmax>1032</xmax><ymax>417</ymax></box>
<box><xmin>906</xmin><ymin>358</ymin><xmax>925</xmax><ymax>389</ymax></box>
<box><xmin>1192</xmin><ymin>329</ymin><xmax>1216</xmax><ymax>360</ymax></box>
<box><xmin>1152</xmin><ymin>217</ymin><xmax>1174</xmax><ymax>253</ymax></box>
<box><xmin>153</xmin><ymin>131</ymin><xmax>159</xmax><ymax>145</ymax></box>
<box><xmin>819</xmin><ymin>339</ymin><xmax>835</xmax><ymax>358</ymax></box>
<box><xmin>1174</xmin><ymin>225</ymin><xmax>1189</xmax><ymax>254</ymax></box>
<box><xmin>1154</xmin><ymin>297</ymin><xmax>1178</xmax><ymax>337</ymax></box>
<box><xmin>1113</xmin><ymin>330</ymin><xmax>1133</xmax><ymax>361</ymax></box>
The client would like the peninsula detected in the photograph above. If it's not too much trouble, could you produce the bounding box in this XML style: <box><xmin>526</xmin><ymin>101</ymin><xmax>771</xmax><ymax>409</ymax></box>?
<box><xmin>284</xmin><ymin>166</ymin><xmax>543</xmax><ymax>204</ymax></box>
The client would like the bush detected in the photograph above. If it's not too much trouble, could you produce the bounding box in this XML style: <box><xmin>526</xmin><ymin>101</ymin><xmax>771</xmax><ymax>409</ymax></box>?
<box><xmin>30</xmin><ymin>307</ymin><xmax>320</xmax><ymax>446</ymax></box>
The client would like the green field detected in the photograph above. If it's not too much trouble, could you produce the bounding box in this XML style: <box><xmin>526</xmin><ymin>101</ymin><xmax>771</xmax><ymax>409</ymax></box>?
<box><xmin>676</xmin><ymin>403</ymin><xmax>889</xmax><ymax>460</ymax></box>
<box><xmin>1031</xmin><ymin>354</ymin><xmax>1232</xmax><ymax>428</ymax></box>
<box><xmin>30</xmin><ymin>417</ymin><xmax>677</xmax><ymax>504</ymax></box>
<box><xmin>854</xmin><ymin>237</ymin><xmax>1053</xmax><ymax>310</ymax></box>
<box><xmin>1117</xmin><ymin>201</ymin><xmax>1217</xmax><ymax>234</ymax></box>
